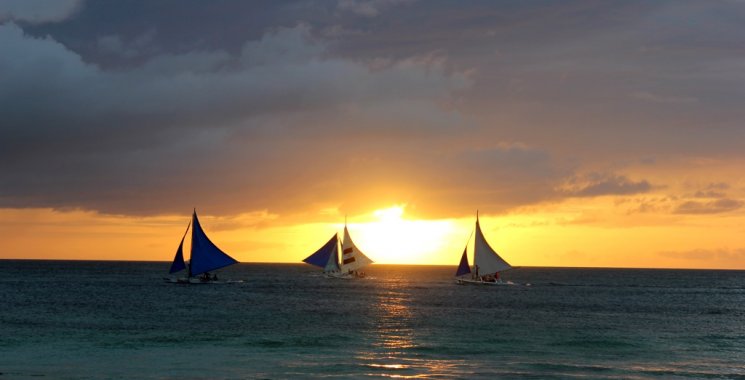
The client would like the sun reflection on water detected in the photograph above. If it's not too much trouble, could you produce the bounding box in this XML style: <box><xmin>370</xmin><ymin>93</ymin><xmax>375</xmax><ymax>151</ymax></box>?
<box><xmin>355</xmin><ymin>279</ymin><xmax>464</xmax><ymax>378</ymax></box>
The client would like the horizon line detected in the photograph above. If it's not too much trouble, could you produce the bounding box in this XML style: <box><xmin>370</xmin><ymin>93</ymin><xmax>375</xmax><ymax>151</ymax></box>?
<box><xmin>1</xmin><ymin>258</ymin><xmax>744</xmax><ymax>271</ymax></box>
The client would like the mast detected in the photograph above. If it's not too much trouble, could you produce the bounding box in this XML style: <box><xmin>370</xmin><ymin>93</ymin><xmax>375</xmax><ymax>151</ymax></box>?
<box><xmin>190</xmin><ymin>210</ymin><xmax>196</xmax><ymax>277</ymax></box>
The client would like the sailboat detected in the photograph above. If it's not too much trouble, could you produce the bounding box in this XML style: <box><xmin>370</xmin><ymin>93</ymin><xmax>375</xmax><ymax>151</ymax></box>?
<box><xmin>303</xmin><ymin>233</ymin><xmax>342</xmax><ymax>276</ymax></box>
<box><xmin>164</xmin><ymin>209</ymin><xmax>239</xmax><ymax>284</ymax></box>
<box><xmin>303</xmin><ymin>221</ymin><xmax>373</xmax><ymax>278</ymax></box>
<box><xmin>455</xmin><ymin>212</ymin><xmax>513</xmax><ymax>285</ymax></box>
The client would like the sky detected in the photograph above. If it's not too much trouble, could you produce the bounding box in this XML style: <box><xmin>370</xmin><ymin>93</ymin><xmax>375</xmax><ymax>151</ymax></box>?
<box><xmin>1</xmin><ymin>0</ymin><xmax>744</xmax><ymax>269</ymax></box>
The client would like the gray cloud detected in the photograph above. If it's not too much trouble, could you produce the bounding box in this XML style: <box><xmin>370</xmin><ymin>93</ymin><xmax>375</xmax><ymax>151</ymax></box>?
<box><xmin>674</xmin><ymin>199</ymin><xmax>744</xmax><ymax>214</ymax></box>
<box><xmin>658</xmin><ymin>248</ymin><xmax>745</xmax><ymax>263</ymax></box>
<box><xmin>336</xmin><ymin>0</ymin><xmax>415</xmax><ymax>17</ymax></box>
<box><xmin>706</xmin><ymin>182</ymin><xmax>730</xmax><ymax>191</ymax></box>
<box><xmin>631</xmin><ymin>91</ymin><xmax>698</xmax><ymax>104</ymax></box>
<box><xmin>561</xmin><ymin>173</ymin><xmax>652</xmax><ymax>198</ymax></box>
<box><xmin>620</xmin><ymin>196</ymin><xmax>677</xmax><ymax>214</ymax></box>
<box><xmin>693</xmin><ymin>190</ymin><xmax>727</xmax><ymax>199</ymax></box>
<box><xmin>0</xmin><ymin>0</ymin><xmax>83</xmax><ymax>23</ymax></box>
<box><xmin>1</xmin><ymin>21</ymin><xmax>509</xmax><ymax>217</ymax></box>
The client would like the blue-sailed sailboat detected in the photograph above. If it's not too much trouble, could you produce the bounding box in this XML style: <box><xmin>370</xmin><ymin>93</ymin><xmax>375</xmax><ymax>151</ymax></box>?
<box><xmin>165</xmin><ymin>210</ymin><xmax>239</xmax><ymax>284</ymax></box>
<box><xmin>303</xmin><ymin>234</ymin><xmax>342</xmax><ymax>275</ymax></box>
<box><xmin>303</xmin><ymin>222</ymin><xmax>373</xmax><ymax>278</ymax></box>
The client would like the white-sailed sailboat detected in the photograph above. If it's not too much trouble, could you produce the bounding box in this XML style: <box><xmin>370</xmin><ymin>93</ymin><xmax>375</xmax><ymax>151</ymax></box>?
<box><xmin>340</xmin><ymin>224</ymin><xmax>373</xmax><ymax>277</ymax></box>
<box><xmin>303</xmin><ymin>221</ymin><xmax>373</xmax><ymax>278</ymax></box>
<box><xmin>455</xmin><ymin>212</ymin><xmax>513</xmax><ymax>285</ymax></box>
<box><xmin>164</xmin><ymin>209</ymin><xmax>240</xmax><ymax>284</ymax></box>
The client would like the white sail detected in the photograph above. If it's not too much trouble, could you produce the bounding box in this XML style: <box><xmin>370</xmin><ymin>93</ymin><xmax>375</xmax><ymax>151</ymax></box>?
<box><xmin>473</xmin><ymin>218</ymin><xmax>511</xmax><ymax>275</ymax></box>
<box><xmin>340</xmin><ymin>225</ymin><xmax>373</xmax><ymax>273</ymax></box>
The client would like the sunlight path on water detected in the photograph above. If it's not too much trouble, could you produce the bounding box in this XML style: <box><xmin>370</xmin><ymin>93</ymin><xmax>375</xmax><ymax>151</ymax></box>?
<box><xmin>355</xmin><ymin>274</ymin><xmax>467</xmax><ymax>378</ymax></box>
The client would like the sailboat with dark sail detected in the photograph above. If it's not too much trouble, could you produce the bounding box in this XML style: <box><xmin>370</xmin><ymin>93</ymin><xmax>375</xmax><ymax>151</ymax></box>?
<box><xmin>303</xmin><ymin>233</ymin><xmax>342</xmax><ymax>276</ymax></box>
<box><xmin>455</xmin><ymin>212</ymin><xmax>513</xmax><ymax>285</ymax></box>
<box><xmin>165</xmin><ymin>209</ymin><xmax>239</xmax><ymax>284</ymax></box>
<box><xmin>303</xmin><ymin>221</ymin><xmax>373</xmax><ymax>278</ymax></box>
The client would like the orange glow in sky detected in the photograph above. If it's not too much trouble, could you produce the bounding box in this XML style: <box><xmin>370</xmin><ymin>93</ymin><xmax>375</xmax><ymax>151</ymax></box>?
<box><xmin>2</xmin><ymin>189</ymin><xmax>745</xmax><ymax>269</ymax></box>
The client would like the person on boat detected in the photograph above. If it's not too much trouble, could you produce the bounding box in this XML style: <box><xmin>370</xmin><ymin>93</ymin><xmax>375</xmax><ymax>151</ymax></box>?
<box><xmin>472</xmin><ymin>265</ymin><xmax>479</xmax><ymax>280</ymax></box>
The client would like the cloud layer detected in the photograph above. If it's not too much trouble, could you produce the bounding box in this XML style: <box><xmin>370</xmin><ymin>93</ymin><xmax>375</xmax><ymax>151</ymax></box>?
<box><xmin>2</xmin><ymin>1</ymin><xmax>744</xmax><ymax>219</ymax></box>
<box><xmin>0</xmin><ymin>0</ymin><xmax>83</xmax><ymax>23</ymax></box>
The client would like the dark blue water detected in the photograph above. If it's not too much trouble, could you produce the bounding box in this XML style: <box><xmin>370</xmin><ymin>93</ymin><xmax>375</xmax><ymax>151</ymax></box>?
<box><xmin>1</xmin><ymin>261</ymin><xmax>744</xmax><ymax>379</ymax></box>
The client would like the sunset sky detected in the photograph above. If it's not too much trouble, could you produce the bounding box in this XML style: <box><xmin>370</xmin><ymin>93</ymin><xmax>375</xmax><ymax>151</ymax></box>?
<box><xmin>1</xmin><ymin>1</ymin><xmax>744</xmax><ymax>269</ymax></box>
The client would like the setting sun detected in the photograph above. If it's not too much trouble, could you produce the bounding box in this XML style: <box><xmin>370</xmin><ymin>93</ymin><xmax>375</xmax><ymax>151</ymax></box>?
<box><xmin>348</xmin><ymin>205</ymin><xmax>458</xmax><ymax>265</ymax></box>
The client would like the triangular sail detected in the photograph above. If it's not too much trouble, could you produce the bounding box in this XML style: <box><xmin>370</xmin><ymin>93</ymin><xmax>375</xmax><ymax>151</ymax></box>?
<box><xmin>189</xmin><ymin>210</ymin><xmax>238</xmax><ymax>276</ymax></box>
<box><xmin>455</xmin><ymin>247</ymin><xmax>471</xmax><ymax>277</ymax></box>
<box><xmin>303</xmin><ymin>233</ymin><xmax>341</xmax><ymax>273</ymax></box>
<box><xmin>473</xmin><ymin>217</ymin><xmax>511</xmax><ymax>275</ymax></box>
<box><xmin>340</xmin><ymin>225</ymin><xmax>373</xmax><ymax>273</ymax></box>
<box><xmin>169</xmin><ymin>221</ymin><xmax>191</xmax><ymax>274</ymax></box>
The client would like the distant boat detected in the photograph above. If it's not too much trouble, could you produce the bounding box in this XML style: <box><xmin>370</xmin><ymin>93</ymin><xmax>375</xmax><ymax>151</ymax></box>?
<box><xmin>303</xmin><ymin>221</ymin><xmax>373</xmax><ymax>278</ymax></box>
<box><xmin>455</xmin><ymin>212</ymin><xmax>513</xmax><ymax>285</ymax></box>
<box><xmin>164</xmin><ymin>209</ymin><xmax>239</xmax><ymax>284</ymax></box>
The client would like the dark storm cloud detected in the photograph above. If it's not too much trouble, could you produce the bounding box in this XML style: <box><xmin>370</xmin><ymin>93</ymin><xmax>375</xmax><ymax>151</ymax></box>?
<box><xmin>0</xmin><ymin>20</ymin><xmax>477</xmax><ymax>215</ymax></box>
<box><xmin>1</xmin><ymin>0</ymin><xmax>743</xmax><ymax>218</ymax></box>
<box><xmin>314</xmin><ymin>1</ymin><xmax>745</xmax><ymax>160</ymax></box>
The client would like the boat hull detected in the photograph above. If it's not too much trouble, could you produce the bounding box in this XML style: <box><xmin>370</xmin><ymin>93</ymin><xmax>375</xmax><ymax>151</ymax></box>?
<box><xmin>322</xmin><ymin>270</ymin><xmax>367</xmax><ymax>279</ymax></box>
<box><xmin>456</xmin><ymin>278</ymin><xmax>513</xmax><ymax>286</ymax></box>
<box><xmin>163</xmin><ymin>277</ymin><xmax>243</xmax><ymax>284</ymax></box>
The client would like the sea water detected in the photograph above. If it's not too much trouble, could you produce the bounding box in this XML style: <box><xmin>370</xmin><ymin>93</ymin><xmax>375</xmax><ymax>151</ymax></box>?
<box><xmin>1</xmin><ymin>261</ymin><xmax>744</xmax><ymax>379</ymax></box>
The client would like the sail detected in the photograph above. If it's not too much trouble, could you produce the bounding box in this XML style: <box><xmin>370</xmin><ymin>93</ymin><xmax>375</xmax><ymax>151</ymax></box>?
<box><xmin>303</xmin><ymin>233</ymin><xmax>341</xmax><ymax>273</ymax></box>
<box><xmin>189</xmin><ymin>210</ymin><xmax>238</xmax><ymax>276</ymax></box>
<box><xmin>168</xmin><ymin>221</ymin><xmax>190</xmax><ymax>274</ymax></box>
<box><xmin>340</xmin><ymin>225</ymin><xmax>373</xmax><ymax>272</ymax></box>
<box><xmin>455</xmin><ymin>248</ymin><xmax>471</xmax><ymax>277</ymax></box>
<box><xmin>473</xmin><ymin>217</ymin><xmax>511</xmax><ymax>275</ymax></box>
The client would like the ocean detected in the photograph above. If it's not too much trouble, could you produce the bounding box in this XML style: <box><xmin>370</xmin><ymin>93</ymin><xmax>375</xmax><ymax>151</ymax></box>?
<box><xmin>1</xmin><ymin>261</ymin><xmax>744</xmax><ymax>379</ymax></box>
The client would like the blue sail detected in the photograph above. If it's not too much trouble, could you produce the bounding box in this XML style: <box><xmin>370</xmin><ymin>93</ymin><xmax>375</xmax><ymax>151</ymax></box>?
<box><xmin>169</xmin><ymin>221</ymin><xmax>190</xmax><ymax>274</ymax></box>
<box><xmin>189</xmin><ymin>210</ymin><xmax>238</xmax><ymax>276</ymax></box>
<box><xmin>303</xmin><ymin>234</ymin><xmax>340</xmax><ymax>272</ymax></box>
<box><xmin>169</xmin><ymin>238</ymin><xmax>187</xmax><ymax>274</ymax></box>
<box><xmin>455</xmin><ymin>248</ymin><xmax>471</xmax><ymax>277</ymax></box>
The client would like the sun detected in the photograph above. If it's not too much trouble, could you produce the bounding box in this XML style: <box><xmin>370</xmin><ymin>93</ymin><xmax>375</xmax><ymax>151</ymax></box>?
<box><xmin>349</xmin><ymin>205</ymin><xmax>456</xmax><ymax>265</ymax></box>
<box><xmin>373</xmin><ymin>206</ymin><xmax>404</xmax><ymax>222</ymax></box>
